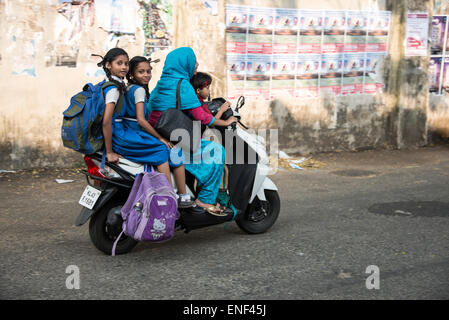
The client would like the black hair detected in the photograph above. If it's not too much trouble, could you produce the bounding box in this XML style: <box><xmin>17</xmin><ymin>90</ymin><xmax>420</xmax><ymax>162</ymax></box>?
<box><xmin>92</xmin><ymin>47</ymin><xmax>129</xmax><ymax>94</ymax></box>
<box><xmin>190</xmin><ymin>72</ymin><xmax>212</xmax><ymax>92</ymax></box>
<box><xmin>126</xmin><ymin>56</ymin><xmax>153</xmax><ymax>100</ymax></box>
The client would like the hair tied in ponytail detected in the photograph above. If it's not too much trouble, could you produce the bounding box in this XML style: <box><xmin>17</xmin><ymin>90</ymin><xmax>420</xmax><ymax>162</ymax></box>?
<box><xmin>91</xmin><ymin>54</ymin><xmax>104</xmax><ymax>67</ymax></box>
<box><xmin>147</xmin><ymin>58</ymin><xmax>160</xmax><ymax>65</ymax></box>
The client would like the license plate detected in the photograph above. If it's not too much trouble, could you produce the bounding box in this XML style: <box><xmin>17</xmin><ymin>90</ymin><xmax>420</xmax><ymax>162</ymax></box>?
<box><xmin>79</xmin><ymin>185</ymin><xmax>102</xmax><ymax>210</ymax></box>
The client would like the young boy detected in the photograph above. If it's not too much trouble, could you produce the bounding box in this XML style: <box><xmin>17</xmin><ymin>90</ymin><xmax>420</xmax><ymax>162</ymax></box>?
<box><xmin>190</xmin><ymin>72</ymin><xmax>237</xmax><ymax>130</ymax></box>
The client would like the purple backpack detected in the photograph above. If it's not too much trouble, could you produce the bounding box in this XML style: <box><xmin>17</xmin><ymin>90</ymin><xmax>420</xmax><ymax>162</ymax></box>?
<box><xmin>112</xmin><ymin>169</ymin><xmax>179</xmax><ymax>256</ymax></box>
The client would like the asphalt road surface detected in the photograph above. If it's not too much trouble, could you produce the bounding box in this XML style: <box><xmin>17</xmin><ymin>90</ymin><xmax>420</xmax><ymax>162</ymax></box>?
<box><xmin>1</xmin><ymin>145</ymin><xmax>449</xmax><ymax>300</ymax></box>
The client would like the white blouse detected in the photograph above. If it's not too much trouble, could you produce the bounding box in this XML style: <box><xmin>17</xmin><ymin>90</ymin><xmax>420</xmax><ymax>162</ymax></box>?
<box><xmin>104</xmin><ymin>75</ymin><xmax>124</xmax><ymax>105</ymax></box>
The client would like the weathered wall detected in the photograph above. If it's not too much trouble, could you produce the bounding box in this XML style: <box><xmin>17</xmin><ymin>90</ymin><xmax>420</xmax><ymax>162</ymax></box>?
<box><xmin>176</xmin><ymin>0</ymin><xmax>433</xmax><ymax>155</ymax></box>
<box><xmin>0</xmin><ymin>0</ymin><xmax>146</xmax><ymax>168</ymax></box>
<box><xmin>0</xmin><ymin>0</ymin><xmax>443</xmax><ymax>169</ymax></box>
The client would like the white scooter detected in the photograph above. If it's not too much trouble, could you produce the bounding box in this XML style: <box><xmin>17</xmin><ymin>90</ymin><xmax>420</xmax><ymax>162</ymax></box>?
<box><xmin>75</xmin><ymin>96</ymin><xmax>280</xmax><ymax>255</ymax></box>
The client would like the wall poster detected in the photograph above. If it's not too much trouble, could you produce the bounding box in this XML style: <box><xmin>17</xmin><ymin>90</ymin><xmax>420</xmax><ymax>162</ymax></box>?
<box><xmin>225</xmin><ymin>5</ymin><xmax>391</xmax><ymax>100</ymax></box>
<box><xmin>345</xmin><ymin>11</ymin><xmax>368</xmax><ymax>53</ymax></box>
<box><xmin>404</xmin><ymin>12</ymin><xmax>429</xmax><ymax>57</ymax></box>
<box><xmin>245</xmin><ymin>54</ymin><xmax>272</xmax><ymax>100</ymax></box>
<box><xmin>430</xmin><ymin>14</ymin><xmax>449</xmax><ymax>94</ymax></box>
<box><xmin>320</xmin><ymin>53</ymin><xmax>343</xmax><ymax>96</ymax></box>
<box><xmin>296</xmin><ymin>54</ymin><xmax>320</xmax><ymax>98</ymax></box>
<box><xmin>322</xmin><ymin>10</ymin><xmax>346</xmax><ymax>54</ymax></box>
<box><xmin>271</xmin><ymin>54</ymin><xmax>296</xmax><ymax>98</ymax></box>
<box><xmin>342</xmin><ymin>53</ymin><xmax>365</xmax><ymax>95</ymax></box>
<box><xmin>273</xmin><ymin>8</ymin><xmax>299</xmax><ymax>54</ymax></box>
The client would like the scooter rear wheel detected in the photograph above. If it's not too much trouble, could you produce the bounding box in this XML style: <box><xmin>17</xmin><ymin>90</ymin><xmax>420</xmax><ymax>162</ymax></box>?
<box><xmin>236</xmin><ymin>190</ymin><xmax>280</xmax><ymax>234</ymax></box>
<box><xmin>89</xmin><ymin>199</ymin><xmax>138</xmax><ymax>255</ymax></box>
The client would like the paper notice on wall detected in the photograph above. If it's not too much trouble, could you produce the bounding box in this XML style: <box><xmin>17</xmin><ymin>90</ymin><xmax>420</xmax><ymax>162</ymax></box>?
<box><xmin>203</xmin><ymin>0</ymin><xmax>218</xmax><ymax>15</ymax></box>
<box><xmin>367</xmin><ymin>11</ymin><xmax>391</xmax><ymax>53</ymax></box>
<box><xmin>273</xmin><ymin>8</ymin><xmax>299</xmax><ymax>54</ymax></box>
<box><xmin>245</xmin><ymin>54</ymin><xmax>272</xmax><ymax>100</ymax></box>
<box><xmin>96</xmin><ymin>0</ymin><xmax>137</xmax><ymax>34</ymax></box>
<box><xmin>431</xmin><ymin>15</ymin><xmax>447</xmax><ymax>54</ymax></box>
<box><xmin>320</xmin><ymin>54</ymin><xmax>343</xmax><ymax>96</ymax></box>
<box><xmin>441</xmin><ymin>57</ymin><xmax>449</xmax><ymax>92</ymax></box>
<box><xmin>364</xmin><ymin>52</ymin><xmax>385</xmax><ymax>94</ymax></box>
<box><xmin>342</xmin><ymin>53</ymin><xmax>365</xmax><ymax>95</ymax></box>
<box><xmin>298</xmin><ymin>10</ymin><xmax>323</xmax><ymax>54</ymax></box>
<box><xmin>227</xmin><ymin>54</ymin><xmax>246</xmax><ymax>99</ymax></box>
<box><xmin>271</xmin><ymin>54</ymin><xmax>296</xmax><ymax>98</ymax></box>
<box><xmin>345</xmin><ymin>11</ymin><xmax>368</xmax><ymax>53</ymax></box>
<box><xmin>322</xmin><ymin>10</ymin><xmax>346</xmax><ymax>54</ymax></box>
<box><xmin>405</xmin><ymin>12</ymin><xmax>429</xmax><ymax>56</ymax></box>
<box><xmin>11</xmin><ymin>37</ymin><xmax>37</xmax><ymax>77</ymax></box>
<box><xmin>429</xmin><ymin>57</ymin><xmax>442</xmax><ymax>93</ymax></box>
<box><xmin>225</xmin><ymin>5</ymin><xmax>248</xmax><ymax>54</ymax></box>
<box><xmin>296</xmin><ymin>54</ymin><xmax>320</xmax><ymax>98</ymax></box>
<box><xmin>247</xmin><ymin>7</ymin><xmax>275</xmax><ymax>54</ymax></box>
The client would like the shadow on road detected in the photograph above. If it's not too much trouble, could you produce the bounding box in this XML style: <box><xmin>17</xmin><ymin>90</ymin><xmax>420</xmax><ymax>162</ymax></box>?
<box><xmin>368</xmin><ymin>201</ymin><xmax>449</xmax><ymax>218</ymax></box>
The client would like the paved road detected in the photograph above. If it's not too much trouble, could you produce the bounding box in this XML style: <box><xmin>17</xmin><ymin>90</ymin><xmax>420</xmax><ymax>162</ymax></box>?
<box><xmin>1</xmin><ymin>145</ymin><xmax>449</xmax><ymax>300</ymax></box>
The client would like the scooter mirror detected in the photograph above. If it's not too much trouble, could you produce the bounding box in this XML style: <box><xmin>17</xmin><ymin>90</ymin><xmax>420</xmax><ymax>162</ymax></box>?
<box><xmin>236</xmin><ymin>96</ymin><xmax>245</xmax><ymax>111</ymax></box>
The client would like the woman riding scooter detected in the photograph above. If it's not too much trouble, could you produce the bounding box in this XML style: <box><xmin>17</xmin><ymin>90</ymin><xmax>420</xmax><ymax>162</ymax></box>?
<box><xmin>148</xmin><ymin>47</ymin><xmax>235</xmax><ymax>216</ymax></box>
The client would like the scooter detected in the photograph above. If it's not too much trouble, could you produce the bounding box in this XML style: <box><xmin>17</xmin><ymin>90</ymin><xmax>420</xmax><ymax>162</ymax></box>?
<box><xmin>75</xmin><ymin>96</ymin><xmax>280</xmax><ymax>255</ymax></box>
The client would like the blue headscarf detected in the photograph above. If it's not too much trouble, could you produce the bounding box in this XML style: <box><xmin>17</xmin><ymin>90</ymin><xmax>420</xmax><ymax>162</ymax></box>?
<box><xmin>149</xmin><ymin>47</ymin><xmax>201</xmax><ymax>111</ymax></box>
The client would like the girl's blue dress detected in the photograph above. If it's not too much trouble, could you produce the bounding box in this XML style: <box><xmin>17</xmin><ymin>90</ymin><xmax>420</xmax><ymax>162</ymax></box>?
<box><xmin>110</xmin><ymin>84</ymin><xmax>183</xmax><ymax>168</ymax></box>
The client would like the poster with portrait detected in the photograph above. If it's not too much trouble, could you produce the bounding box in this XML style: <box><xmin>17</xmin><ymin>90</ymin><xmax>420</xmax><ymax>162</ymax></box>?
<box><xmin>429</xmin><ymin>57</ymin><xmax>442</xmax><ymax>93</ymax></box>
<box><xmin>342</xmin><ymin>53</ymin><xmax>365</xmax><ymax>95</ymax></box>
<box><xmin>227</xmin><ymin>54</ymin><xmax>246</xmax><ymax>100</ymax></box>
<box><xmin>225</xmin><ymin>5</ymin><xmax>248</xmax><ymax>54</ymax></box>
<box><xmin>298</xmin><ymin>10</ymin><xmax>323</xmax><ymax>54</ymax></box>
<box><xmin>441</xmin><ymin>57</ymin><xmax>449</xmax><ymax>92</ymax></box>
<box><xmin>245</xmin><ymin>54</ymin><xmax>272</xmax><ymax>100</ymax></box>
<box><xmin>322</xmin><ymin>10</ymin><xmax>346</xmax><ymax>54</ymax></box>
<box><xmin>431</xmin><ymin>15</ymin><xmax>447</xmax><ymax>55</ymax></box>
<box><xmin>296</xmin><ymin>54</ymin><xmax>321</xmax><ymax>98</ymax></box>
<box><xmin>320</xmin><ymin>54</ymin><xmax>343</xmax><ymax>96</ymax></box>
<box><xmin>345</xmin><ymin>11</ymin><xmax>368</xmax><ymax>53</ymax></box>
<box><xmin>273</xmin><ymin>8</ymin><xmax>299</xmax><ymax>54</ymax></box>
<box><xmin>271</xmin><ymin>54</ymin><xmax>296</xmax><ymax>98</ymax></box>
<box><xmin>367</xmin><ymin>11</ymin><xmax>391</xmax><ymax>53</ymax></box>
<box><xmin>364</xmin><ymin>52</ymin><xmax>385</xmax><ymax>94</ymax></box>
<box><xmin>247</xmin><ymin>7</ymin><xmax>275</xmax><ymax>54</ymax></box>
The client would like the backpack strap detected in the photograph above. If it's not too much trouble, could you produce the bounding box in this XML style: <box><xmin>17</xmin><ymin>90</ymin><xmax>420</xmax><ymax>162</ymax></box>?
<box><xmin>176</xmin><ymin>79</ymin><xmax>182</xmax><ymax>110</ymax></box>
<box><xmin>111</xmin><ymin>230</ymin><xmax>125</xmax><ymax>256</ymax></box>
<box><xmin>102</xmin><ymin>81</ymin><xmax>125</xmax><ymax>117</ymax></box>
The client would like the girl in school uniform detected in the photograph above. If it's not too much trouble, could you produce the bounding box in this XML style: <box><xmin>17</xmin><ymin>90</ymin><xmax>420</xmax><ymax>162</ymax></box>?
<box><xmin>98</xmin><ymin>48</ymin><xmax>193</xmax><ymax>208</ymax></box>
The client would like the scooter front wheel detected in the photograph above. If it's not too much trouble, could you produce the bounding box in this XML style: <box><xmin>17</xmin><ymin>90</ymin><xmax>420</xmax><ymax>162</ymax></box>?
<box><xmin>89</xmin><ymin>199</ymin><xmax>138</xmax><ymax>255</ymax></box>
<box><xmin>236</xmin><ymin>190</ymin><xmax>280</xmax><ymax>234</ymax></box>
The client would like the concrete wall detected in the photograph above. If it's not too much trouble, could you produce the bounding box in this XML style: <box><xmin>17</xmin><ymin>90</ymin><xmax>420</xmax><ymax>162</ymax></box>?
<box><xmin>0</xmin><ymin>0</ymin><xmax>153</xmax><ymax>168</ymax></box>
<box><xmin>0</xmin><ymin>0</ymin><xmax>445</xmax><ymax>169</ymax></box>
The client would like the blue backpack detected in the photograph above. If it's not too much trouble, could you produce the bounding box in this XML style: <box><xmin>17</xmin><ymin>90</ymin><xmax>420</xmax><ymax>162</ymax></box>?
<box><xmin>61</xmin><ymin>81</ymin><xmax>124</xmax><ymax>155</ymax></box>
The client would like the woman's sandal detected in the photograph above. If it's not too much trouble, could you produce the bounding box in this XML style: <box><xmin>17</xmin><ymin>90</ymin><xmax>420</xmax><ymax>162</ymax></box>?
<box><xmin>206</xmin><ymin>204</ymin><xmax>228</xmax><ymax>217</ymax></box>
